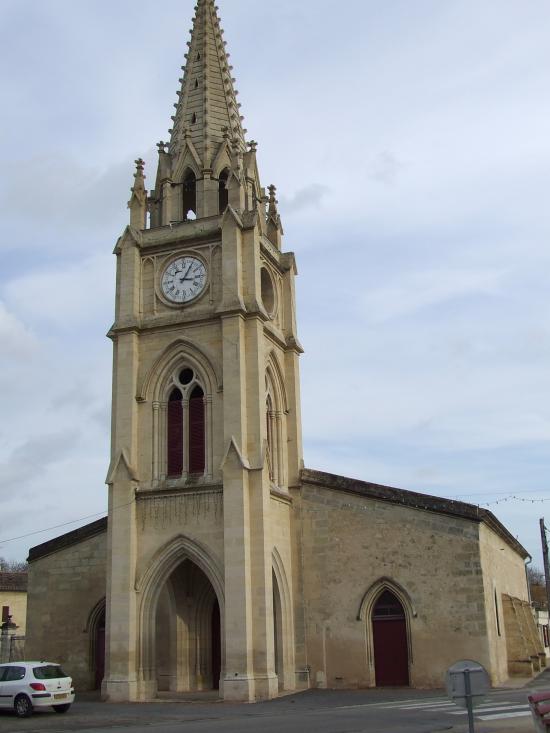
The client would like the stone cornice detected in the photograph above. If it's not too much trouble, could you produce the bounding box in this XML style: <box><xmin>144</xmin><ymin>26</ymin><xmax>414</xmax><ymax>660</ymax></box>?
<box><xmin>136</xmin><ymin>216</ymin><xmax>221</xmax><ymax>251</ymax></box>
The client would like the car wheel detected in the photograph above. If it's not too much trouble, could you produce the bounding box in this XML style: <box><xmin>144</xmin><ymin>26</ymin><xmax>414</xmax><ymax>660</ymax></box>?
<box><xmin>53</xmin><ymin>703</ymin><xmax>71</xmax><ymax>713</ymax></box>
<box><xmin>14</xmin><ymin>694</ymin><xmax>33</xmax><ymax>718</ymax></box>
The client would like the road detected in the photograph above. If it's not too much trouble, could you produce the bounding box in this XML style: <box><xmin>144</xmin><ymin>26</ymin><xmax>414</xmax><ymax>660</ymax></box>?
<box><xmin>0</xmin><ymin>686</ymin><xmax>538</xmax><ymax>733</ymax></box>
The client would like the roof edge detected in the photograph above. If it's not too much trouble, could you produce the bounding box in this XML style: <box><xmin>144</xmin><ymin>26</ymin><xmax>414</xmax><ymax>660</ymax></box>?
<box><xmin>27</xmin><ymin>517</ymin><xmax>108</xmax><ymax>563</ymax></box>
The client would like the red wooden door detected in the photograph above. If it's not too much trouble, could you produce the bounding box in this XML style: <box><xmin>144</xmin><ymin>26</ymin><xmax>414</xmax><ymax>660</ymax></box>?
<box><xmin>372</xmin><ymin>591</ymin><xmax>409</xmax><ymax>686</ymax></box>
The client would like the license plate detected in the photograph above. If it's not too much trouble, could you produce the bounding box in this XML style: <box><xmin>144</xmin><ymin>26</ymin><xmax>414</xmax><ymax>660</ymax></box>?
<box><xmin>54</xmin><ymin>693</ymin><xmax>67</xmax><ymax>700</ymax></box>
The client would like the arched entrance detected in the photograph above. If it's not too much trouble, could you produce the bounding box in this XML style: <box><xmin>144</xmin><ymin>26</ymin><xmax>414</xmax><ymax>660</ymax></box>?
<box><xmin>87</xmin><ymin>598</ymin><xmax>106</xmax><ymax>691</ymax></box>
<box><xmin>94</xmin><ymin>608</ymin><xmax>106</xmax><ymax>690</ymax></box>
<box><xmin>155</xmin><ymin>559</ymin><xmax>221</xmax><ymax>692</ymax></box>
<box><xmin>372</xmin><ymin>590</ymin><xmax>409</xmax><ymax>686</ymax></box>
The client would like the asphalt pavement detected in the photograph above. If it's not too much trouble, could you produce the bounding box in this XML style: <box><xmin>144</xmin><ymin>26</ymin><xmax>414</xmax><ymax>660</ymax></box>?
<box><xmin>0</xmin><ymin>674</ymin><xmax>547</xmax><ymax>733</ymax></box>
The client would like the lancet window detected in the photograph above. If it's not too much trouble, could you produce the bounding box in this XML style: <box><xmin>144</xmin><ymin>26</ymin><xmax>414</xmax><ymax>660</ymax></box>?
<box><xmin>265</xmin><ymin>373</ymin><xmax>284</xmax><ymax>487</ymax></box>
<box><xmin>163</xmin><ymin>368</ymin><xmax>206</xmax><ymax>480</ymax></box>
<box><xmin>182</xmin><ymin>170</ymin><xmax>197</xmax><ymax>220</ymax></box>
<box><xmin>218</xmin><ymin>169</ymin><xmax>229</xmax><ymax>213</ymax></box>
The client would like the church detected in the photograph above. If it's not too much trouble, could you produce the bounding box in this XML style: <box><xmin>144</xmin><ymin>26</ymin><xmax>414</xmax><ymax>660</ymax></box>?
<box><xmin>25</xmin><ymin>0</ymin><xmax>542</xmax><ymax>702</ymax></box>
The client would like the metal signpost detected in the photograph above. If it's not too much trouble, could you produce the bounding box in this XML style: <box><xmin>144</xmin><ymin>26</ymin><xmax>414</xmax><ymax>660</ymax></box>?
<box><xmin>445</xmin><ymin>659</ymin><xmax>490</xmax><ymax>733</ymax></box>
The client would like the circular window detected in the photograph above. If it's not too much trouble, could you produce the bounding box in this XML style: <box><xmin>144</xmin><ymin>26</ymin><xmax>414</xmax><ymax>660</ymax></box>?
<box><xmin>179</xmin><ymin>368</ymin><xmax>194</xmax><ymax>385</ymax></box>
<box><xmin>260</xmin><ymin>267</ymin><xmax>276</xmax><ymax>317</ymax></box>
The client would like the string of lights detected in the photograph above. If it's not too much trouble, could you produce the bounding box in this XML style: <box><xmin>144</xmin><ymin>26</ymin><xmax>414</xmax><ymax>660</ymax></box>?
<box><xmin>478</xmin><ymin>495</ymin><xmax>550</xmax><ymax>507</ymax></box>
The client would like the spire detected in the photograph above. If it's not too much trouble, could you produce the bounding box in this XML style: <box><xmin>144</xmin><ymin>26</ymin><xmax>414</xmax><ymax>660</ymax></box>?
<box><xmin>169</xmin><ymin>0</ymin><xmax>246</xmax><ymax>170</ymax></box>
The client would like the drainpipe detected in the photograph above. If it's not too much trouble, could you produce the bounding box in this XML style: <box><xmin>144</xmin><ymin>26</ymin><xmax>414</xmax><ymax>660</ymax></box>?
<box><xmin>525</xmin><ymin>554</ymin><xmax>533</xmax><ymax>605</ymax></box>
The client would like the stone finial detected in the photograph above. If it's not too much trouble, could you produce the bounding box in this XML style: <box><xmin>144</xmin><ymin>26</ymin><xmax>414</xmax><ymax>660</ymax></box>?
<box><xmin>157</xmin><ymin>141</ymin><xmax>168</xmax><ymax>153</ymax></box>
<box><xmin>247</xmin><ymin>140</ymin><xmax>258</xmax><ymax>153</ymax></box>
<box><xmin>268</xmin><ymin>184</ymin><xmax>278</xmax><ymax>215</ymax></box>
<box><xmin>128</xmin><ymin>158</ymin><xmax>147</xmax><ymax>229</ymax></box>
<box><xmin>267</xmin><ymin>184</ymin><xmax>283</xmax><ymax>248</ymax></box>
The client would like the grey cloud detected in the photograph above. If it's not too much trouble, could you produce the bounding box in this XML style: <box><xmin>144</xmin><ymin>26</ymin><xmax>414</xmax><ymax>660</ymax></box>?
<box><xmin>280</xmin><ymin>184</ymin><xmax>330</xmax><ymax>214</ymax></box>
<box><xmin>369</xmin><ymin>151</ymin><xmax>403</xmax><ymax>185</ymax></box>
<box><xmin>0</xmin><ymin>431</ymin><xmax>81</xmax><ymax>494</ymax></box>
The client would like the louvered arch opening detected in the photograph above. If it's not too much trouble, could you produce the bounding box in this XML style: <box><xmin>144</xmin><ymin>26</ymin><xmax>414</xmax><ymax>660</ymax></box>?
<box><xmin>182</xmin><ymin>169</ymin><xmax>197</xmax><ymax>220</ymax></box>
<box><xmin>167</xmin><ymin>388</ymin><xmax>183</xmax><ymax>477</ymax></box>
<box><xmin>218</xmin><ymin>169</ymin><xmax>229</xmax><ymax>213</ymax></box>
<box><xmin>189</xmin><ymin>385</ymin><xmax>205</xmax><ymax>474</ymax></box>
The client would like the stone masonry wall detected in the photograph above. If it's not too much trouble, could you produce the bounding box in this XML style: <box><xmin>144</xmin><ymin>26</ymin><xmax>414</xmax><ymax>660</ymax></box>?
<box><xmin>478</xmin><ymin>523</ymin><xmax>532</xmax><ymax>684</ymax></box>
<box><xmin>297</xmin><ymin>481</ymin><xmax>489</xmax><ymax>689</ymax></box>
<box><xmin>26</xmin><ymin>531</ymin><xmax>107</xmax><ymax>691</ymax></box>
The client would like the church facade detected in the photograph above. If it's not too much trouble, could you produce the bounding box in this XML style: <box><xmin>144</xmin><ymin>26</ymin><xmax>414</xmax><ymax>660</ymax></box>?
<box><xmin>25</xmin><ymin>0</ymin><xmax>542</xmax><ymax>702</ymax></box>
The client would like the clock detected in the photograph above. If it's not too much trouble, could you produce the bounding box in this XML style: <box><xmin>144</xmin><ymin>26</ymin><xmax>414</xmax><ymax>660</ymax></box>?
<box><xmin>161</xmin><ymin>256</ymin><xmax>207</xmax><ymax>304</ymax></box>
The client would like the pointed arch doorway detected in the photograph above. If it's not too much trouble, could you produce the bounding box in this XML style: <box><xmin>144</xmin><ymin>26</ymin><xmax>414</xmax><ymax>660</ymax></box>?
<box><xmin>372</xmin><ymin>590</ymin><xmax>410</xmax><ymax>686</ymax></box>
<box><xmin>155</xmin><ymin>559</ymin><xmax>222</xmax><ymax>693</ymax></box>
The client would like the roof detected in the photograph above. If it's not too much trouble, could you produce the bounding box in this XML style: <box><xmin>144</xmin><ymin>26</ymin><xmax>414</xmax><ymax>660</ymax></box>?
<box><xmin>0</xmin><ymin>572</ymin><xmax>28</xmax><ymax>592</ymax></box>
<box><xmin>27</xmin><ymin>517</ymin><xmax>107</xmax><ymax>563</ymax></box>
<box><xmin>301</xmin><ymin>468</ymin><xmax>529</xmax><ymax>559</ymax></box>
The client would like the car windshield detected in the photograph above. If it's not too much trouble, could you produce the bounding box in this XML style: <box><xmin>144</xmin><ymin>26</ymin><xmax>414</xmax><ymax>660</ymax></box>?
<box><xmin>33</xmin><ymin>665</ymin><xmax>67</xmax><ymax>680</ymax></box>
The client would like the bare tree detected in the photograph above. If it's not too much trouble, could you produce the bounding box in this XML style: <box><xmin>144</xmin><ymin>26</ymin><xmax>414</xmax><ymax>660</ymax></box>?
<box><xmin>528</xmin><ymin>565</ymin><xmax>546</xmax><ymax>587</ymax></box>
<box><xmin>0</xmin><ymin>557</ymin><xmax>28</xmax><ymax>573</ymax></box>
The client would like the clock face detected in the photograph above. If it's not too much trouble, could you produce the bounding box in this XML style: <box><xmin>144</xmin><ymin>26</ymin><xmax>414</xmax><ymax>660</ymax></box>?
<box><xmin>161</xmin><ymin>256</ymin><xmax>207</xmax><ymax>304</ymax></box>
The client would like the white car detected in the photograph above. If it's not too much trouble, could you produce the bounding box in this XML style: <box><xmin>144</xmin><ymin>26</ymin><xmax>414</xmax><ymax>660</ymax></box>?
<box><xmin>0</xmin><ymin>661</ymin><xmax>75</xmax><ymax>717</ymax></box>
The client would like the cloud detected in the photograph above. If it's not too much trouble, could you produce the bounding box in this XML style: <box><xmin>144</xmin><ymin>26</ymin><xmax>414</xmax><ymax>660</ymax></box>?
<box><xmin>369</xmin><ymin>151</ymin><xmax>403</xmax><ymax>185</ymax></box>
<box><xmin>0</xmin><ymin>431</ymin><xmax>80</xmax><ymax>493</ymax></box>
<box><xmin>280</xmin><ymin>184</ymin><xmax>330</xmax><ymax>214</ymax></box>
<box><xmin>3</xmin><ymin>253</ymin><xmax>114</xmax><ymax>330</ymax></box>
<box><xmin>0</xmin><ymin>302</ymin><xmax>37</xmax><ymax>358</ymax></box>
<box><xmin>0</xmin><ymin>155</ymin><xmax>132</xmax><ymax>254</ymax></box>
<box><xmin>360</xmin><ymin>267</ymin><xmax>506</xmax><ymax>323</ymax></box>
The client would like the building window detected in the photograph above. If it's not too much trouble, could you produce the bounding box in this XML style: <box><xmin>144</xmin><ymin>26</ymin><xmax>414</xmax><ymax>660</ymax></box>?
<box><xmin>543</xmin><ymin>625</ymin><xmax>549</xmax><ymax>648</ymax></box>
<box><xmin>494</xmin><ymin>589</ymin><xmax>501</xmax><ymax>637</ymax></box>
<box><xmin>218</xmin><ymin>169</ymin><xmax>229</xmax><ymax>213</ymax></box>
<box><xmin>266</xmin><ymin>394</ymin><xmax>275</xmax><ymax>482</ymax></box>
<box><xmin>182</xmin><ymin>170</ymin><xmax>197</xmax><ymax>220</ymax></box>
<box><xmin>265</xmin><ymin>381</ymin><xmax>283</xmax><ymax>487</ymax></box>
<box><xmin>1</xmin><ymin>606</ymin><xmax>9</xmax><ymax>623</ymax></box>
<box><xmin>167</xmin><ymin>388</ymin><xmax>184</xmax><ymax>477</ymax></box>
<box><xmin>164</xmin><ymin>371</ymin><xmax>206</xmax><ymax>480</ymax></box>
<box><xmin>188</xmin><ymin>385</ymin><xmax>205</xmax><ymax>474</ymax></box>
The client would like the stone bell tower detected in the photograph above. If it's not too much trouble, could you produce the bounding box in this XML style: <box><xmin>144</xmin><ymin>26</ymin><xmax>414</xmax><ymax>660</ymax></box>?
<box><xmin>103</xmin><ymin>0</ymin><xmax>303</xmax><ymax>703</ymax></box>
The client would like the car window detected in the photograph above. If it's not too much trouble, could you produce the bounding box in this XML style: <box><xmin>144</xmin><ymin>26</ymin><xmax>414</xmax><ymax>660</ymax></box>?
<box><xmin>4</xmin><ymin>666</ymin><xmax>25</xmax><ymax>681</ymax></box>
<box><xmin>0</xmin><ymin>666</ymin><xmax>8</xmax><ymax>682</ymax></box>
<box><xmin>33</xmin><ymin>665</ymin><xmax>67</xmax><ymax>680</ymax></box>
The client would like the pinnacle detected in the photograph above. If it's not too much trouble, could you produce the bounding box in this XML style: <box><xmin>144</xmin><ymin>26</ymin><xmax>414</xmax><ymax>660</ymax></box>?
<box><xmin>169</xmin><ymin>0</ymin><xmax>246</xmax><ymax>168</ymax></box>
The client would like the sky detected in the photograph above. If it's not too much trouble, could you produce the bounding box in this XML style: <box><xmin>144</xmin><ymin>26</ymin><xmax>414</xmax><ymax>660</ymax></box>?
<box><xmin>0</xmin><ymin>0</ymin><xmax>549</xmax><ymax>566</ymax></box>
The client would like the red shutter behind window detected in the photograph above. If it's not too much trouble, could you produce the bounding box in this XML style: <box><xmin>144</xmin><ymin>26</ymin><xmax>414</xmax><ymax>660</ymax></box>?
<box><xmin>189</xmin><ymin>392</ymin><xmax>205</xmax><ymax>474</ymax></box>
<box><xmin>167</xmin><ymin>398</ymin><xmax>183</xmax><ymax>476</ymax></box>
